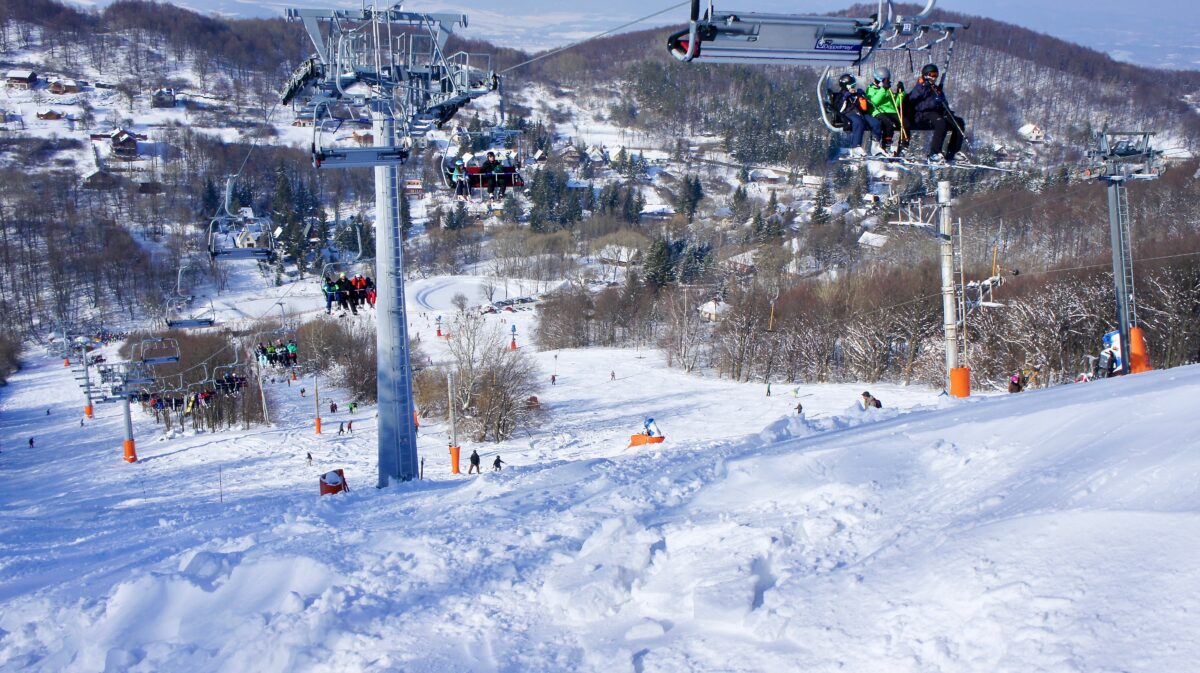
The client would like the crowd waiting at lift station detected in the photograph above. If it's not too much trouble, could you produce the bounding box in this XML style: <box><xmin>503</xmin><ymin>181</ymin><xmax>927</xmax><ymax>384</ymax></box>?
<box><xmin>322</xmin><ymin>272</ymin><xmax>376</xmax><ymax>316</ymax></box>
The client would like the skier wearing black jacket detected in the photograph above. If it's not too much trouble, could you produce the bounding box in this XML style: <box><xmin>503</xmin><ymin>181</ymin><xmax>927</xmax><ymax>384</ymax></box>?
<box><xmin>906</xmin><ymin>64</ymin><xmax>965</xmax><ymax>164</ymax></box>
<box><xmin>335</xmin><ymin>273</ymin><xmax>356</xmax><ymax>315</ymax></box>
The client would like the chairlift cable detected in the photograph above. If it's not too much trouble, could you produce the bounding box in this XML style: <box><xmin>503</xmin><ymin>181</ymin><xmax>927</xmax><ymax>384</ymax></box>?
<box><xmin>498</xmin><ymin>1</ymin><xmax>691</xmax><ymax>75</ymax></box>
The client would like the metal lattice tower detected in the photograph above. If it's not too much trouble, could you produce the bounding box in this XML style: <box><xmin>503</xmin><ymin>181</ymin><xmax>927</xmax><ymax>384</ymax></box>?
<box><xmin>284</xmin><ymin>3</ymin><xmax>496</xmax><ymax>486</ymax></box>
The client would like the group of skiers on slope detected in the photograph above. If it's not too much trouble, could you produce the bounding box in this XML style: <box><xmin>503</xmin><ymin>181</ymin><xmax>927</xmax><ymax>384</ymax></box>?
<box><xmin>452</xmin><ymin>150</ymin><xmax>514</xmax><ymax>202</ymax></box>
<box><xmin>322</xmin><ymin>272</ymin><xmax>376</xmax><ymax>316</ymax></box>
<box><xmin>254</xmin><ymin>339</ymin><xmax>298</xmax><ymax>368</ymax></box>
<box><xmin>830</xmin><ymin>63</ymin><xmax>965</xmax><ymax>164</ymax></box>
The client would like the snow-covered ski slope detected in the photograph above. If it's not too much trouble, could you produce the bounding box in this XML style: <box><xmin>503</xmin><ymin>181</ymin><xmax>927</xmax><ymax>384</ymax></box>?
<box><xmin>2</xmin><ymin>321</ymin><xmax>1200</xmax><ymax>671</ymax></box>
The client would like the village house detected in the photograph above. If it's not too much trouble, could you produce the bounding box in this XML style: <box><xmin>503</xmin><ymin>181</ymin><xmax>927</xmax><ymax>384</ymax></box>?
<box><xmin>698</xmin><ymin>298</ymin><xmax>729</xmax><ymax>323</ymax></box>
<box><xmin>36</xmin><ymin>109</ymin><xmax>64</xmax><ymax>121</ymax></box>
<box><xmin>48</xmin><ymin>78</ymin><xmax>80</xmax><ymax>94</ymax></box>
<box><xmin>109</xmin><ymin>128</ymin><xmax>141</xmax><ymax>158</ymax></box>
<box><xmin>1018</xmin><ymin>123</ymin><xmax>1046</xmax><ymax>143</ymax></box>
<box><xmin>596</xmin><ymin>245</ymin><xmax>642</xmax><ymax>267</ymax></box>
<box><xmin>5</xmin><ymin>70</ymin><xmax>37</xmax><ymax>90</ymax></box>
<box><xmin>151</xmin><ymin>88</ymin><xmax>177</xmax><ymax>108</ymax></box>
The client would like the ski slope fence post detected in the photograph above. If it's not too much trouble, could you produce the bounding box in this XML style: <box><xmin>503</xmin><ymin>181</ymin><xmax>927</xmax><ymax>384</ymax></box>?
<box><xmin>314</xmin><ymin>373</ymin><xmax>321</xmax><ymax>435</ymax></box>
<box><xmin>448</xmin><ymin>370</ymin><xmax>460</xmax><ymax>474</ymax></box>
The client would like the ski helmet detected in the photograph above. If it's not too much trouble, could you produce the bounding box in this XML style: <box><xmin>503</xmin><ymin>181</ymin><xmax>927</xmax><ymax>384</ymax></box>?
<box><xmin>837</xmin><ymin>73</ymin><xmax>857</xmax><ymax>90</ymax></box>
<box><xmin>921</xmin><ymin>63</ymin><xmax>940</xmax><ymax>79</ymax></box>
<box><xmin>871</xmin><ymin>66</ymin><xmax>891</xmax><ymax>84</ymax></box>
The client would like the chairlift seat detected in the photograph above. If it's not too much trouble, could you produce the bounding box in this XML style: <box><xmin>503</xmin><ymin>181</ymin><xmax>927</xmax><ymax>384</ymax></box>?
<box><xmin>313</xmin><ymin>146</ymin><xmax>410</xmax><ymax>169</ymax></box>
<box><xmin>166</xmin><ymin>317</ymin><xmax>217</xmax><ymax>329</ymax></box>
<box><xmin>669</xmin><ymin>12</ymin><xmax>877</xmax><ymax>66</ymax></box>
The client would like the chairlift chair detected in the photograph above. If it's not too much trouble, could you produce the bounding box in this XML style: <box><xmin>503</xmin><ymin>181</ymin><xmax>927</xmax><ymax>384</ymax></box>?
<box><xmin>165</xmin><ymin>264</ymin><xmax>217</xmax><ymax>328</ymax></box>
<box><xmin>208</xmin><ymin>177</ymin><xmax>276</xmax><ymax>260</ymax></box>
<box><xmin>138</xmin><ymin>337</ymin><xmax>181</xmax><ymax>366</ymax></box>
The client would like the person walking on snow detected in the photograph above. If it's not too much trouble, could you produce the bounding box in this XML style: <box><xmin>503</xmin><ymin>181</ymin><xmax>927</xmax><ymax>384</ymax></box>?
<box><xmin>338</xmin><ymin>421</ymin><xmax>345</xmax><ymax>435</ymax></box>
<box><xmin>306</xmin><ymin>452</ymin><xmax>313</xmax><ymax>466</ymax></box>
<box><xmin>795</xmin><ymin>402</ymin><xmax>804</xmax><ymax>415</ymax></box>
<box><xmin>493</xmin><ymin>455</ymin><xmax>505</xmax><ymax>471</ymax></box>
<box><xmin>610</xmin><ymin>370</ymin><xmax>616</xmax><ymax>381</ymax></box>
<box><xmin>28</xmin><ymin>437</ymin><xmax>34</xmax><ymax>449</ymax></box>
<box><xmin>346</xmin><ymin>420</ymin><xmax>353</xmax><ymax>435</ymax></box>
<box><xmin>861</xmin><ymin>391</ymin><xmax>882</xmax><ymax>410</ymax></box>
<box><xmin>468</xmin><ymin>449</ymin><xmax>481</xmax><ymax>474</ymax></box>
<box><xmin>766</xmin><ymin>382</ymin><xmax>771</xmax><ymax>397</ymax></box>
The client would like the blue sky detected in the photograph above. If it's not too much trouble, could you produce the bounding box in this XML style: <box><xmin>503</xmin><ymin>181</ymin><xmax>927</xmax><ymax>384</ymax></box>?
<box><xmin>78</xmin><ymin>0</ymin><xmax>1199</xmax><ymax>70</ymax></box>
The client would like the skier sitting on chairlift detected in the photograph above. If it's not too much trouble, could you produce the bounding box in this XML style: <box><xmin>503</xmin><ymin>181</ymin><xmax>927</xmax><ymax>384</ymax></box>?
<box><xmin>480</xmin><ymin>151</ymin><xmax>500</xmax><ymax>200</ymax></box>
<box><xmin>865</xmin><ymin>67</ymin><xmax>908</xmax><ymax>157</ymax></box>
<box><xmin>906</xmin><ymin>64</ymin><xmax>966</xmax><ymax>164</ymax></box>
<box><xmin>832</xmin><ymin>73</ymin><xmax>884</xmax><ymax>158</ymax></box>
<box><xmin>452</xmin><ymin>159</ymin><xmax>470</xmax><ymax>201</ymax></box>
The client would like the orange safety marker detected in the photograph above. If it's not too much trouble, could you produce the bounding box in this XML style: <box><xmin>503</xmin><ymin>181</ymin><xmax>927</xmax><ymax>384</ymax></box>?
<box><xmin>315</xmin><ymin>417</ymin><xmax>322</xmax><ymax>435</ymax></box>
<box><xmin>449</xmin><ymin>446</ymin><xmax>461</xmax><ymax>474</ymax></box>
<box><xmin>63</xmin><ymin>358</ymin><xmax>70</xmax><ymax>367</ymax></box>
<box><xmin>123</xmin><ymin>439</ymin><xmax>138</xmax><ymax>463</ymax></box>
<box><xmin>628</xmin><ymin>434</ymin><xmax>665</xmax><ymax>448</ymax></box>
<box><xmin>949</xmin><ymin>367</ymin><xmax>971</xmax><ymax>398</ymax></box>
<box><xmin>84</xmin><ymin>404</ymin><xmax>94</xmax><ymax>420</ymax></box>
<box><xmin>319</xmin><ymin>469</ymin><xmax>347</xmax><ymax>495</ymax></box>
<box><xmin>1128</xmin><ymin>326</ymin><xmax>1153</xmax><ymax>374</ymax></box>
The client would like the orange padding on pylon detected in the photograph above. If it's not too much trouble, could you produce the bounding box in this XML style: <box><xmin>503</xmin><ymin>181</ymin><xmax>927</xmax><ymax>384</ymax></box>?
<box><xmin>628</xmin><ymin>434</ymin><xmax>665</xmax><ymax>448</ymax></box>
<box><xmin>123</xmin><ymin>439</ymin><xmax>138</xmax><ymax>463</ymax></box>
<box><xmin>319</xmin><ymin>468</ymin><xmax>347</xmax><ymax>496</ymax></box>
<box><xmin>449</xmin><ymin>446</ymin><xmax>461</xmax><ymax>474</ymax></box>
<box><xmin>1128</xmin><ymin>327</ymin><xmax>1153</xmax><ymax>374</ymax></box>
<box><xmin>949</xmin><ymin>367</ymin><xmax>971</xmax><ymax>398</ymax></box>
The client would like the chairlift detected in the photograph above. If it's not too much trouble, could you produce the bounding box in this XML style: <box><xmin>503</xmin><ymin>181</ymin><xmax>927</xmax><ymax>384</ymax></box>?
<box><xmin>214</xmin><ymin>348</ymin><xmax>250</xmax><ymax>396</ymax></box>
<box><xmin>208</xmin><ymin>177</ymin><xmax>276</xmax><ymax>260</ymax></box>
<box><xmin>165</xmin><ymin>262</ymin><xmax>217</xmax><ymax>329</ymax></box>
<box><xmin>668</xmin><ymin>1</ymin><xmax>884</xmax><ymax>65</ymax></box>
<box><xmin>138</xmin><ymin>337</ymin><xmax>181</xmax><ymax>366</ymax></box>
<box><xmin>440</xmin><ymin>129</ymin><xmax>526</xmax><ymax>195</ymax></box>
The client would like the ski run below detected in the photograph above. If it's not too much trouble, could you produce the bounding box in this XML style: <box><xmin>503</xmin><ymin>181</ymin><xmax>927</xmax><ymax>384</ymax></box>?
<box><xmin>2</xmin><ymin>276</ymin><xmax>1199</xmax><ymax>672</ymax></box>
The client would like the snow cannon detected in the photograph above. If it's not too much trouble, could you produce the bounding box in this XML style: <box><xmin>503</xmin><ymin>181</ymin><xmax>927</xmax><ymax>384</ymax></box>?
<box><xmin>319</xmin><ymin>469</ymin><xmax>348</xmax><ymax>496</ymax></box>
<box><xmin>629</xmin><ymin>434</ymin><xmax>665</xmax><ymax>448</ymax></box>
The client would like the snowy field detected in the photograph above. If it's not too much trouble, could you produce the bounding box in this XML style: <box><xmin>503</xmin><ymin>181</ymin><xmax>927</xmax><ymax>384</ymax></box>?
<box><xmin>3</xmin><ymin>271</ymin><xmax>1200</xmax><ymax>672</ymax></box>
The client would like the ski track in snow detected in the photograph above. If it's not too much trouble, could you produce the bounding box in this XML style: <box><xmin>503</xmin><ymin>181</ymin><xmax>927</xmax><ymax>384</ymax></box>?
<box><xmin>2</xmin><ymin>275</ymin><xmax>1200</xmax><ymax>672</ymax></box>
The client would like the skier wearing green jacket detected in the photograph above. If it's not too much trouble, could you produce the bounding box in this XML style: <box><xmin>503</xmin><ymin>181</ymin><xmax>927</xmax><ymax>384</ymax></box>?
<box><xmin>865</xmin><ymin>66</ymin><xmax>908</xmax><ymax>156</ymax></box>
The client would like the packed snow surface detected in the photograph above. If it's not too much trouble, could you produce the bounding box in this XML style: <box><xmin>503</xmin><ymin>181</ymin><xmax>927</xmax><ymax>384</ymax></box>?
<box><xmin>2</xmin><ymin>286</ymin><xmax>1199</xmax><ymax>671</ymax></box>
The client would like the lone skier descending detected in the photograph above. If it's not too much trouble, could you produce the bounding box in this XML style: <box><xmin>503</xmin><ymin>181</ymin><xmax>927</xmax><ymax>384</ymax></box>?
<box><xmin>468</xmin><ymin>449</ymin><xmax>481</xmax><ymax>474</ymax></box>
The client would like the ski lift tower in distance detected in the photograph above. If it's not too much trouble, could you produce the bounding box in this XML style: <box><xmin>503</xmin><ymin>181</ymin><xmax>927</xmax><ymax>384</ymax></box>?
<box><xmin>284</xmin><ymin>4</ymin><xmax>497</xmax><ymax>487</ymax></box>
<box><xmin>1085</xmin><ymin>131</ymin><xmax>1162</xmax><ymax>375</ymax></box>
